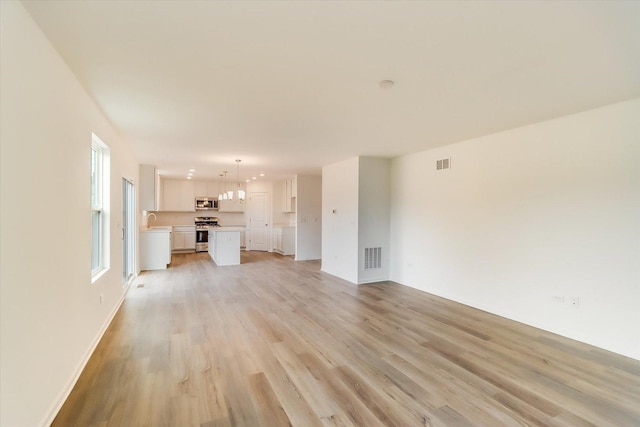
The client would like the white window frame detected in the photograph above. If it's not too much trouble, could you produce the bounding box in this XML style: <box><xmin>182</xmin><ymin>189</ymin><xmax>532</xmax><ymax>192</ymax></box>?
<box><xmin>91</xmin><ymin>133</ymin><xmax>110</xmax><ymax>282</ymax></box>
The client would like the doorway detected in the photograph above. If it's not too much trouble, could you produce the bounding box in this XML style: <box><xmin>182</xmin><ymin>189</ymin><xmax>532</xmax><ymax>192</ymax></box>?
<box><xmin>248</xmin><ymin>192</ymin><xmax>270</xmax><ymax>251</ymax></box>
<box><xmin>122</xmin><ymin>178</ymin><xmax>135</xmax><ymax>285</ymax></box>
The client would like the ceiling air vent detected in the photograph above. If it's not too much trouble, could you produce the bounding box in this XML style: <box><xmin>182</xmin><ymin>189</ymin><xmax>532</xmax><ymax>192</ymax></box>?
<box><xmin>436</xmin><ymin>158</ymin><xmax>451</xmax><ymax>171</ymax></box>
<box><xmin>364</xmin><ymin>247</ymin><xmax>382</xmax><ymax>270</ymax></box>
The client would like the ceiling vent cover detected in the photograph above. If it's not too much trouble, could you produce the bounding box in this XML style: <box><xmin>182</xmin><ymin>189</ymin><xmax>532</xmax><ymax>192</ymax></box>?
<box><xmin>436</xmin><ymin>158</ymin><xmax>451</xmax><ymax>170</ymax></box>
<box><xmin>364</xmin><ymin>247</ymin><xmax>382</xmax><ymax>270</ymax></box>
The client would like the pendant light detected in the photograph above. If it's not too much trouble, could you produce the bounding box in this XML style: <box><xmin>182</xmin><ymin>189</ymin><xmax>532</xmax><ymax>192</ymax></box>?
<box><xmin>217</xmin><ymin>173</ymin><xmax>224</xmax><ymax>200</ymax></box>
<box><xmin>219</xmin><ymin>171</ymin><xmax>229</xmax><ymax>200</ymax></box>
<box><xmin>234</xmin><ymin>159</ymin><xmax>246</xmax><ymax>201</ymax></box>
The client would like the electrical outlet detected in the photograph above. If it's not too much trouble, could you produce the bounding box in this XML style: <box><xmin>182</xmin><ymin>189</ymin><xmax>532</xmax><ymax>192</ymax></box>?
<box><xmin>570</xmin><ymin>297</ymin><xmax>579</xmax><ymax>308</ymax></box>
<box><xmin>99</xmin><ymin>294</ymin><xmax>104</xmax><ymax>304</ymax></box>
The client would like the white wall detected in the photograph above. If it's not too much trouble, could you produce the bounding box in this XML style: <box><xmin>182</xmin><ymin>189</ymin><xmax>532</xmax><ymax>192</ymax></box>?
<box><xmin>358</xmin><ymin>158</ymin><xmax>391</xmax><ymax>283</ymax></box>
<box><xmin>322</xmin><ymin>157</ymin><xmax>359</xmax><ymax>283</ymax></box>
<box><xmin>390</xmin><ymin>98</ymin><xmax>640</xmax><ymax>360</ymax></box>
<box><xmin>0</xmin><ymin>2</ymin><xmax>139</xmax><ymax>426</ymax></box>
<box><xmin>295</xmin><ymin>175</ymin><xmax>322</xmax><ymax>260</ymax></box>
<box><xmin>322</xmin><ymin>158</ymin><xmax>392</xmax><ymax>283</ymax></box>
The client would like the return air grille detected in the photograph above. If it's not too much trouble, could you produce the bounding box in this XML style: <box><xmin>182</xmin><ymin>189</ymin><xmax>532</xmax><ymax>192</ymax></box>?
<box><xmin>436</xmin><ymin>158</ymin><xmax>451</xmax><ymax>170</ymax></box>
<box><xmin>364</xmin><ymin>247</ymin><xmax>382</xmax><ymax>270</ymax></box>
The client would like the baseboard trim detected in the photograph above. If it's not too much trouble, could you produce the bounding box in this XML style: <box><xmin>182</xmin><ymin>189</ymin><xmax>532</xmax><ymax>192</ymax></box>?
<box><xmin>393</xmin><ymin>281</ymin><xmax>640</xmax><ymax>362</ymax></box>
<box><xmin>40</xmin><ymin>283</ymin><xmax>131</xmax><ymax>427</ymax></box>
<box><xmin>357</xmin><ymin>278</ymin><xmax>390</xmax><ymax>285</ymax></box>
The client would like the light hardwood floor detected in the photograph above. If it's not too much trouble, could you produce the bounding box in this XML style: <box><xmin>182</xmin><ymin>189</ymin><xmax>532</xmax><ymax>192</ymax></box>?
<box><xmin>53</xmin><ymin>251</ymin><xmax>640</xmax><ymax>426</ymax></box>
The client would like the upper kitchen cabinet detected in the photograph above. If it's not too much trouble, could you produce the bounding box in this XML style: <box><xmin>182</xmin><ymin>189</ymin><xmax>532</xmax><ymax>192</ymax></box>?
<box><xmin>162</xmin><ymin>179</ymin><xmax>195</xmax><ymax>211</ymax></box>
<box><xmin>282</xmin><ymin>177</ymin><xmax>297</xmax><ymax>213</ymax></box>
<box><xmin>194</xmin><ymin>181</ymin><xmax>219</xmax><ymax>198</ymax></box>
<box><xmin>139</xmin><ymin>165</ymin><xmax>160</xmax><ymax>211</ymax></box>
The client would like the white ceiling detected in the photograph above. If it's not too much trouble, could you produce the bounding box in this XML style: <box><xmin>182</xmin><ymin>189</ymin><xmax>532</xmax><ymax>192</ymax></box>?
<box><xmin>22</xmin><ymin>1</ymin><xmax>640</xmax><ymax>181</ymax></box>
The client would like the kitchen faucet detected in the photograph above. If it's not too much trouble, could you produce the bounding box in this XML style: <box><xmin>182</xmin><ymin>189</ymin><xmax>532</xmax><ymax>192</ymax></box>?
<box><xmin>147</xmin><ymin>212</ymin><xmax>157</xmax><ymax>227</ymax></box>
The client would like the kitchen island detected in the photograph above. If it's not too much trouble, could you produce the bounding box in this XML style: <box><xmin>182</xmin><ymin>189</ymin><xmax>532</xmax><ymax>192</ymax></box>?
<box><xmin>208</xmin><ymin>227</ymin><xmax>245</xmax><ymax>266</ymax></box>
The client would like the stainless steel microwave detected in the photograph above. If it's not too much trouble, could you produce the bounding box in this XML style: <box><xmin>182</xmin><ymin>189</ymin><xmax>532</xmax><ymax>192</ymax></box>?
<box><xmin>195</xmin><ymin>197</ymin><xmax>218</xmax><ymax>210</ymax></box>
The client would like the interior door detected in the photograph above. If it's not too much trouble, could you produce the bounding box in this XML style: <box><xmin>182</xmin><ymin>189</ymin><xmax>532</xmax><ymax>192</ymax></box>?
<box><xmin>248</xmin><ymin>192</ymin><xmax>270</xmax><ymax>251</ymax></box>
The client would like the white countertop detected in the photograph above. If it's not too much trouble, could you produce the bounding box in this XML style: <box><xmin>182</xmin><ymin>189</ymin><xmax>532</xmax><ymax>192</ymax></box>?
<box><xmin>209</xmin><ymin>226</ymin><xmax>246</xmax><ymax>232</ymax></box>
<box><xmin>141</xmin><ymin>225</ymin><xmax>246</xmax><ymax>232</ymax></box>
<box><xmin>140</xmin><ymin>226</ymin><xmax>172</xmax><ymax>232</ymax></box>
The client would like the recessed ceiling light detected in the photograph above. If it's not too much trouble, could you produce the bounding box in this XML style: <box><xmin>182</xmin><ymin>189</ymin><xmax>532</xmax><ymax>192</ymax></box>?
<box><xmin>378</xmin><ymin>79</ymin><xmax>394</xmax><ymax>89</ymax></box>
<box><xmin>189</xmin><ymin>169</ymin><xmax>195</xmax><ymax>172</ymax></box>
<box><xmin>259</xmin><ymin>173</ymin><xmax>265</xmax><ymax>177</ymax></box>
<box><xmin>245</xmin><ymin>179</ymin><xmax>250</xmax><ymax>183</ymax></box>
<box><xmin>186</xmin><ymin>176</ymin><xmax>192</xmax><ymax>179</ymax></box>
<box><xmin>252</xmin><ymin>177</ymin><xmax>257</xmax><ymax>180</ymax></box>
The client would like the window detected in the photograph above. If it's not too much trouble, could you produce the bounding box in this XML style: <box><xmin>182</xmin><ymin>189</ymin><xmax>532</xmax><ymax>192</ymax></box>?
<box><xmin>91</xmin><ymin>133</ymin><xmax>110</xmax><ymax>281</ymax></box>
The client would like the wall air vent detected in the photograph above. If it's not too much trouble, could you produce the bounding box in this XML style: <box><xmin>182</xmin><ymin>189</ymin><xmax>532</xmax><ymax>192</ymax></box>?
<box><xmin>364</xmin><ymin>247</ymin><xmax>382</xmax><ymax>270</ymax></box>
<box><xmin>436</xmin><ymin>158</ymin><xmax>451</xmax><ymax>171</ymax></box>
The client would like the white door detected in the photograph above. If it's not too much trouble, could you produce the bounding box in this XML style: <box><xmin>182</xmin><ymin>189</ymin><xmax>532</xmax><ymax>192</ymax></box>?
<box><xmin>249</xmin><ymin>192</ymin><xmax>270</xmax><ymax>251</ymax></box>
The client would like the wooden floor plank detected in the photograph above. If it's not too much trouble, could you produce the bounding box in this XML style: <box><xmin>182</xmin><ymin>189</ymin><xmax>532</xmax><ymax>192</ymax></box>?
<box><xmin>248</xmin><ymin>372</ymin><xmax>292</xmax><ymax>427</ymax></box>
<box><xmin>52</xmin><ymin>252</ymin><xmax>640</xmax><ymax>426</ymax></box>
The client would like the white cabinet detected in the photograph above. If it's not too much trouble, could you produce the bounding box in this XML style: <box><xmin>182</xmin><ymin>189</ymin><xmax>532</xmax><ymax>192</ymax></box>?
<box><xmin>162</xmin><ymin>179</ymin><xmax>219</xmax><ymax>211</ymax></box>
<box><xmin>282</xmin><ymin>178</ymin><xmax>296</xmax><ymax>213</ymax></box>
<box><xmin>139</xmin><ymin>165</ymin><xmax>159</xmax><ymax>211</ymax></box>
<box><xmin>208</xmin><ymin>229</ymin><xmax>216</xmax><ymax>259</ymax></box>
<box><xmin>276</xmin><ymin>229</ymin><xmax>283</xmax><ymax>251</ymax></box>
<box><xmin>173</xmin><ymin>231</ymin><xmax>185</xmax><ymax>249</ymax></box>
<box><xmin>272</xmin><ymin>226</ymin><xmax>295</xmax><ymax>255</ymax></box>
<box><xmin>284</xmin><ymin>227</ymin><xmax>295</xmax><ymax>255</ymax></box>
<box><xmin>185</xmin><ymin>231</ymin><xmax>196</xmax><ymax>248</ymax></box>
<box><xmin>162</xmin><ymin>179</ymin><xmax>195</xmax><ymax>211</ymax></box>
<box><xmin>140</xmin><ymin>228</ymin><xmax>172</xmax><ymax>270</ymax></box>
<box><xmin>172</xmin><ymin>226</ymin><xmax>196</xmax><ymax>251</ymax></box>
<box><xmin>271</xmin><ymin>230</ymin><xmax>278</xmax><ymax>252</ymax></box>
<box><xmin>218</xmin><ymin>199</ymin><xmax>244</xmax><ymax>212</ymax></box>
<box><xmin>194</xmin><ymin>181</ymin><xmax>207</xmax><ymax>198</ymax></box>
<box><xmin>208</xmin><ymin>228</ymin><xmax>242</xmax><ymax>266</ymax></box>
<box><xmin>194</xmin><ymin>181</ymin><xmax>219</xmax><ymax>198</ymax></box>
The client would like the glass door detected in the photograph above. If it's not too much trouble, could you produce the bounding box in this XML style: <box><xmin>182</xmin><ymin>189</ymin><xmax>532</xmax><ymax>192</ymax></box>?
<box><xmin>122</xmin><ymin>178</ymin><xmax>135</xmax><ymax>285</ymax></box>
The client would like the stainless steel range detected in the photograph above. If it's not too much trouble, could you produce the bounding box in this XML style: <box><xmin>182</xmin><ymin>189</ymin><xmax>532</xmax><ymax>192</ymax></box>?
<box><xmin>194</xmin><ymin>217</ymin><xmax>219</xmax><ymax>252</ymax></box>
